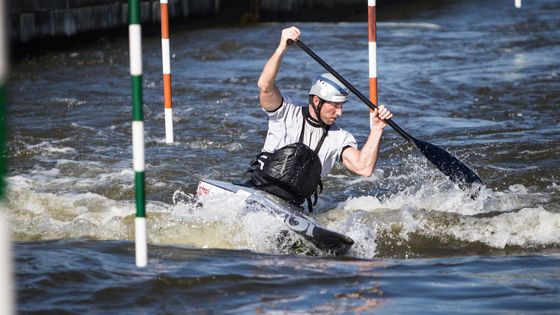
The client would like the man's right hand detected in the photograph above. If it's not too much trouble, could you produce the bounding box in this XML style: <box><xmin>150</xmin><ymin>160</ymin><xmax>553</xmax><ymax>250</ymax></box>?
<box><xmin>277</xmin><ymin>26</ymin><xmax>301</xmax><ymax>53</ymax></box>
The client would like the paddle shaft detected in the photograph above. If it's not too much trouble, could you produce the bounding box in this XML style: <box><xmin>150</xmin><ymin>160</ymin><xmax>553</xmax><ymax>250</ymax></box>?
<box><xmin>290</xmin><ymin>39</ymin><xmax>482</xmax><ymax>188</ymax></box>
<box><xmin>291</xmin><ymin>40</ymin><xmax>415</xmax><ymax>144</ymax></box>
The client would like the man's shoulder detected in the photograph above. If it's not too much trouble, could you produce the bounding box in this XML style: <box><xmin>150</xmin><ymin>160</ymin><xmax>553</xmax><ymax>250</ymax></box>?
<box><xmin>282</xmin><ymin>95</ymin><xmax>305</xmax><ymax>110</ymax></box>
<box><xmin>327</xmin><ymin>123</ymin><xmax>357</xmax><ymax>146</ymax></box>
<box><xmin>266</xmin><ymin>94</ymin><xmax>305</xmax><ymax>119</ymax></box>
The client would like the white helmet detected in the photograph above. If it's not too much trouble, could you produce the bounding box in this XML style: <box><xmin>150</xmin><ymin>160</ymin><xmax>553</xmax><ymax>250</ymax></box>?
<box><xmin>309</xmin><ymin>73</ymin><xmax>349</xmax><ymax>103</ymax></box>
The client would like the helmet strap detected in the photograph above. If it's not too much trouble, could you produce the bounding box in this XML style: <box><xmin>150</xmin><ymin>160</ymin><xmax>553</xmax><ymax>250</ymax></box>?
<box><xmin>311</xmin><ymin>97</ymin><xmax>327</xmax><ymax>128</ymax></box>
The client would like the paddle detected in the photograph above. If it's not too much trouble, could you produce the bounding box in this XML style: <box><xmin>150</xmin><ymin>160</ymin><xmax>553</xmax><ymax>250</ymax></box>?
<box><xmin>289</xmin><ymin>39</ymin><xmax>482</xmax><ymax>189</ymax></box>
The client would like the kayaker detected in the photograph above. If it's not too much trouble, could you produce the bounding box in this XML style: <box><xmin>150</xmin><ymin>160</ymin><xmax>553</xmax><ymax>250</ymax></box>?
<box><xmin>245</xmin><ymin>26</ymin><xmax>393</xmax><ymax>211</ymax></box>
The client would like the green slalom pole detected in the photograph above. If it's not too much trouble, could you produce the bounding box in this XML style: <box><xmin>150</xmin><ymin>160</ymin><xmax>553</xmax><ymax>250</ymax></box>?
<box><xmin>0</xmin><ymin>0</ymin><xmax>15</xmax><ymax>312</ymax></box>
<box><xmin>129</xmin><ymin>0</ymin><xmax>147</xmax><ymax>268</ymax></box>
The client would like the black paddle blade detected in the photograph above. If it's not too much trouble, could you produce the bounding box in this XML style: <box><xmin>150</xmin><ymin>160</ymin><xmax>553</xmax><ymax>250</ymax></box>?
<box><xmin>411</xmin><ymin>136</ymin><xmax>482</xmax><ymax>189</ymax></box>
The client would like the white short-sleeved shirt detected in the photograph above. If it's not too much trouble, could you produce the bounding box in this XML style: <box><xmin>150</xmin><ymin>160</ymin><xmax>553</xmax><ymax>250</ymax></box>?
<box><xmin>261</xmin><ymin>95</ymin><xmax>357</xmax><ymax>176</ymax></box>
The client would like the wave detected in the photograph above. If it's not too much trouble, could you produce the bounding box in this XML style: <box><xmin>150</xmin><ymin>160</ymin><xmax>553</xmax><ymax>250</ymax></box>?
<box><xmin>7</xmin><ymin>167</ymin><xmax>559</xmax><ymax>259</ymax></box>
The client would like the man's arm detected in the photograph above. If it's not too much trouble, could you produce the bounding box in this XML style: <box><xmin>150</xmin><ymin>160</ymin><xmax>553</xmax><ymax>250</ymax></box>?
<box><xmin>342</xmin><ymin>105</ymin><xmax>393</xmax><ymax>177</ymax></box>
<box><xmin>257</xmin><ymin>26</ymin><xmax>301</xmax><ymax>112</ymax></box>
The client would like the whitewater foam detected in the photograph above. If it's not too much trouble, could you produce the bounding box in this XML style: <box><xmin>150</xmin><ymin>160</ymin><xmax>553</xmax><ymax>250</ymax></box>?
<box><xmin>450</xmin><ymin>207</ymin><xmax>560</xmax><ymax>248</ymax></box>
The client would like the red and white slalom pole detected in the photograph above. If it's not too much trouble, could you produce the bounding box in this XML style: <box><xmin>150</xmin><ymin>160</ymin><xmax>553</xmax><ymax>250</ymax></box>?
<box><xmin>368</xmin><ymin>0</ymin><xmax>378</xmax><ymax>125</ymax></box>
<box><xmin>160</xmin><ymin>0</ymin><xmax>174</xmax><ymax>143</ymax></box>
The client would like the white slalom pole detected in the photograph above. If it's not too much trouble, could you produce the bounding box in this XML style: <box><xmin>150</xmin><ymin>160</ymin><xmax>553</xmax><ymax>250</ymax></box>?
<box><xmin>0</xmin><ymin>211</ymin><xmax>14</xmax><ymax>315</ymax></box>
<box><xmin>0</xmin><ymin>0</ymin><xmax>15</xmax><ymax>312</ymax></box>
<box><xmin>515</xmin><ymin>0</ymin><xmax>522</xmax><ymax>9</ymax></box>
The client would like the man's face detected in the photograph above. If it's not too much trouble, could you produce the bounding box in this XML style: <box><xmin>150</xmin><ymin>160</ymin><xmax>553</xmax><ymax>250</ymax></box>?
<box><xmin>318</xmin><ymin>99</ymin><xmax>344</xmax><ymax>125</ymax></box>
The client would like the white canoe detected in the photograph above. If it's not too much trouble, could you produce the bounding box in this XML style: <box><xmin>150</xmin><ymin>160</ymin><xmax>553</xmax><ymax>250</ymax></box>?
<box><xmin>195</xmin><ymin>179</ymin><xmax>354</xmax><ymax>255</ymax></box>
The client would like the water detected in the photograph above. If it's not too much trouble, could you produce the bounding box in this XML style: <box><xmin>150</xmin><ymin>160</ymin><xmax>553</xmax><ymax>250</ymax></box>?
<box><xmin>7</xmin><ymin>0</ymin><xmax>560</xmax><ymax>313</ymax></box>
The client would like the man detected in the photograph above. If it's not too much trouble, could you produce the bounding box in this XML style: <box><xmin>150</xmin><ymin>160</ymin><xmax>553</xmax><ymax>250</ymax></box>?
<box><xmin>246</xmin><ymin>26</ymin><xmax>393</xmax><ymax>210</ymax></box>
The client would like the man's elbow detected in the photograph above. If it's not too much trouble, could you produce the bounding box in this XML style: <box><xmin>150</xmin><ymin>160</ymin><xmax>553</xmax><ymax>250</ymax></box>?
<box><xmin>343</xmin><ymin>154</ymin><xmax>375</xmax><ymax>177</ymax></box>
<box><xmin>349</xmin><ymin>164</ymin><xmax>374</xmax><ymax>177</ymax></box>
<box><xmin>355</xmin><ymin>168</ymin><xmax>374</xmax><ymax>177</ymax></box>
<box><xmin>257</xmin><ymin>80</ymin><xmax>273</xmax><ymax>94</ymax></box>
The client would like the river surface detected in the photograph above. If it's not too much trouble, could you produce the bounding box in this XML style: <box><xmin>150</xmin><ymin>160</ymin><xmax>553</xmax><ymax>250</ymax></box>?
<box><xmin>7</xmin><ymin>0</ymin><xmax>560</xmax><ymax>313</ymax></box>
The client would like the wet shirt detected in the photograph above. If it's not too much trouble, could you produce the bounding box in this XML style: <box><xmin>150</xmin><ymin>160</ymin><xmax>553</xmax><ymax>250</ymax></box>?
<box><xmin>261</xmin><ymin>95</ymin><xmax>357</xmax><ymax>176</ymax></box>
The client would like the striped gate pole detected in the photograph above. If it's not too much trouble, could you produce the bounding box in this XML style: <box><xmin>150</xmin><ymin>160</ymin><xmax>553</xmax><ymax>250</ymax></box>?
<box><xmin>129</xmin><ymin>0</ymin><xmax>148</xmax><ymax>268</ymax></box>
<box><xmin>368</xmin><ymin>0</ymin><xmax>378</xmax><ymax>125</ymax></box>
<box><xmin>0</xmin><ymin>0</ymin><xmax>15</xmax><ymax>312</ymax></box>
<box><xmin>515</xmin><ymin>0</ymin><xmax>522</xmax><ymax>8</ymax></box>
<box><xmin>160</xmin><ymin>0</ymin><xmax>174</xmax><ymax>143</ymax></box>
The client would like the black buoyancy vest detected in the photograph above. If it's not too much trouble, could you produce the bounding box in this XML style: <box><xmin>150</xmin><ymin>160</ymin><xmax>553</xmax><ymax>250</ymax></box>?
<box><xmin>249</xmin><ymin>107</ymin><xmax>329</xmax><ymax>211</ymax></box>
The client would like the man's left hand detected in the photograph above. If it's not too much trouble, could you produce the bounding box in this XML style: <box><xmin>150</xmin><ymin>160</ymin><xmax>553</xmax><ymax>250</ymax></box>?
<box><xmin>371</xmin><ymin>104</ymin><xmax>393</xmax><ymax>130</ymax></box>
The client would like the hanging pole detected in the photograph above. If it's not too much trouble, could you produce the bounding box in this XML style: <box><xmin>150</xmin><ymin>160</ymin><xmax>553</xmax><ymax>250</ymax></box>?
<box><xmin>129</xmin><ymin>0</ymin><xmax>147</xmax><ymax>268</ymax></box>
<box><xmin>160</xmin><ymin>0</ymin><xmax>174</xmax><ymax>143</ymax></box>
<box><xmin>515</xmin><ymin>0</ymin><xmax>522</xmax><ymax>8</ymax></box>
<box><xmin>368</xmin><ymin>0</ymin><xmax>378</xmax><ymax>126</ymax></box>
<box><xmin>0</xmin><ymin>0</ymin><xmax>15</xmax><ymax>312</ymax></box>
